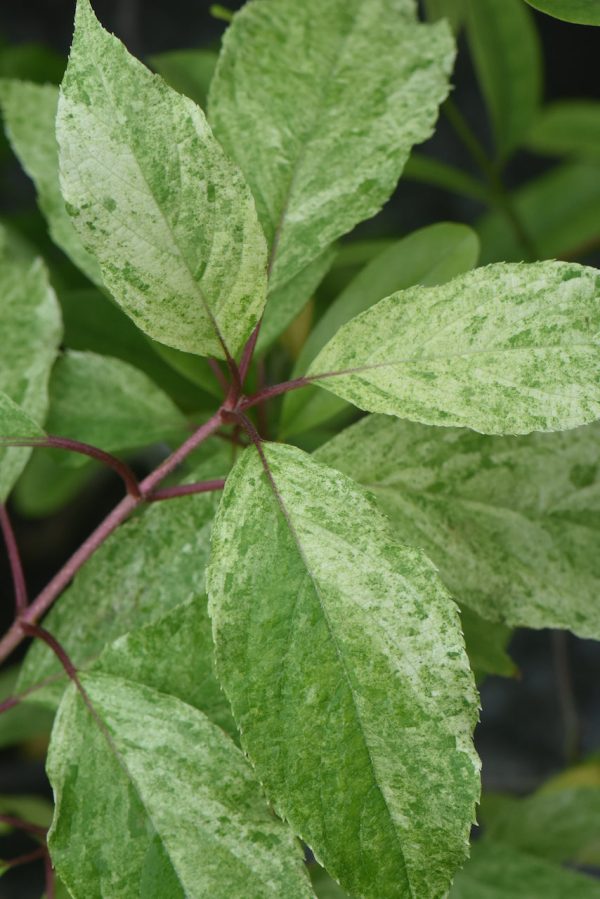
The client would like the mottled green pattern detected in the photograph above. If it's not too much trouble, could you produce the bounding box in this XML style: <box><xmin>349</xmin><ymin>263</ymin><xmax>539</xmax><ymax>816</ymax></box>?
<box><xmin>449</xmin><ymin>840</ymin><xmax>600</xmax><ymax>898</ymax></box>
<box><xmin>46</xmin><ymin>350</ymin><xmax>187</xmax><ymax>456</ymax></box>
<box><xmin>18</xmin><ymin>455</ymin><xmax>227</xmax><ymax>707</ymax></box>
<box><xmin>524</xmin><ymin>0</ymin><xmax>600</xmax><ymax>25</ymax></box>
<box><xmin>208</xmin><ymin>444</ymin><xmax>479</xmax><ymax>899</ymax></box>
<box><xmin>0</xmin><ymin>79</ymin><xmax>102</xmax><ymax>286</ymax></box>
<box><xmin>48</xmin><ymin>675</ymin><xmax>312</xmax><ymax>898</ymax></box>
<box><xmin>0</xmin><ymin>244</ymin><xmax>62</xmax><ymax>500</ymax></box>
<box><xmin>209</xmin><ymin>0</ymin><xmax>454</xmax><ymax>290</ymax></box>
<box><xmin>58</xmin><ymin>0</ymin><xmax>267</xmax><ymax>359</ymax></box>
<box><xmin>310</xmin><ymin>262</ymin><xmax>600</xmax><ymax>435</ymax></box>
<box><xmin>0</xmin><ymin>392</ymin><xmax>45</xmax><ymax>440</ymax></box>
<box><xmin>282</xmin><ymin>223</ymin><xmax>480</xmax><ymax>437</ymax></box>
<box><xmin>97</xmin><ymin>595</ymin><xmax>237</xmax><ymax>738</ymax></box>
<box><xmin>465</xmin><ymin>0</ymin><xmax>541</xmax><ymax>158</ymax></box>
<box><xmin>526</xmin><ymin>101</ymin><xmax>600</xmax><ymax>162</ymax></box>
<box><xmin>317</xmin><ymin>415</ymin><xmax>600</xmax><ymax>636</ymax></box>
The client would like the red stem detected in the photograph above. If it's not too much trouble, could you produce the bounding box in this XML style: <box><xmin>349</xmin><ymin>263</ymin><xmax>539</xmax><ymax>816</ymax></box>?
<box><xmin>0</xmin><ymin>411</ymin><xmax>224</xmax><ymax>665</ymax></box>
<box><xmin>146</xmin><ymin>478</ymin><xmax>226</xmax><ymax>502</ymax></box>
<box><xmin>0</xmin><ymin>504</ymin><xmax>28</xmax><ymax>615</ymax></box>
<box><xmin>0</xmin><ymin>815</ymin><xmax>47</xmax><ymax>837</ymax></box>
<box><xmin>0</xmin><ymin>435</ymin><xmax>140</xmax><ymax>498</ymax></box>
<box><xmin>240</xmin><ymin>376</ymin><xmax>311</xmax><ymax>410</ymax></box>
<box><xmin>44</xmin><ymin>852</ymin><xmax>55</xmax><ymax>899</ymax></box>
<box><xmin>207</xmin><ymin>358</ymin><xmax>229</xmax><ymax>396</ymax></box>
<box><xmin>2</xmin><ymin>846</ymin><xmax>46</xmax><ymax>871</ymax></box>
<box><xmin>239</xmin><ymin>318</ymin><xmax>262</xmax><ymax>386</ymax></box>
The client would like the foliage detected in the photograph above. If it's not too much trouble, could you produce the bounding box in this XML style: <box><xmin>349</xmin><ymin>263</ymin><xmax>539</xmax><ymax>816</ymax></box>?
<box><xmin>0</xmin><ymin>0</ymin><xmax>598</xmax><ymax>896</ymax></box>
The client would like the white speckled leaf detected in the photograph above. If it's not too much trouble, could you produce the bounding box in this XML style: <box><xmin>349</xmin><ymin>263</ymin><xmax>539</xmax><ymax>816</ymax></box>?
<box><xmin>309</xmin><ymin>261</ymin><xmax>600</xmax><ymax>435</ymax></box>
<box><xmin>316</xmin><ymin>414</ymin><xmax>600</xmax><ymax>637</ymax></box>
<box><xmin>46</xmin><ymin>350</ymin><xmax>187</xmax><ymax>458</ymax></box>
<box><xmin>208</xmin><ymin>0</ymin><xmax>454</xmax><ymax>290</ymax></box>
<box><xmin>0</xmin><ymin>79</ymin><xmax>102</xmax><ymax>286</ymax></box>
<box><xmin>58</xmin><ymin>0</ymin><xmax>267</xmax><ymax>359</ymax></box>
<box><xmin>18</xmin><ymin>452</ymin><xmax>228</xmax><ymax>708</ymax></box>
<box><xmin>449</xmin><ymin>840</ymin><xmax>600</xmax><ymax>898</ymax></box>
<box><xmin>207</xmin><ymin>443</ymin><xmax>480</xmax><ymax>899</ymax></box>
<box><xmin>96</xmin><ymin>595</ymin><xmax>237</xmax><ymax>739</ymax></box>
<box><xmin>0</xmin><ymin>240</ymin><xmax>62</xmax><ymax>501</ymax></box>
<box><xmin>48</xmin><ymin>674</ymin><xmax>312</xmax><ymax>899</ymax></box>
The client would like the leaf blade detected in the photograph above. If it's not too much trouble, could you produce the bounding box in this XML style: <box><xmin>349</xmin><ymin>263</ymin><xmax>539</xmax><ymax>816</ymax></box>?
<box><xmin>58</xmin><ymin>0</ymin><xmax>267</xmax><ymax>359</ymax></box>
<box><xmin>209</xmin><ymin>0</ymin><xmax>455</xmax><ymax>289</ymax></box>
<box><xmin>208</xmin><ymin>443</ymin><xmax>480</xmax><ymax>899</ymax></box>
<box><xmin>309</xmin><ymin>261</ymin><xmax>600</xmax><ymax>435</ymax></box>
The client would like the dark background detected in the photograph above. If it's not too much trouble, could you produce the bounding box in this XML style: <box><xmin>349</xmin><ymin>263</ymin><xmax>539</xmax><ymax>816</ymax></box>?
<box><xmin>0</xmin><ymin>1</ymin><xmax>599</xmax><ymax>895</ymax></box>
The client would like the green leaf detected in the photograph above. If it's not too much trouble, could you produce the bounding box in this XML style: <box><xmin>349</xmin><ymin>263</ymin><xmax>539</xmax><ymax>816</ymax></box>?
<box><xmin>18</xmin><ymin>453</ymin><xmax>228</xmax><ymax>708</ymax></box>
<box><xmin>311</xmin><ymin>866</ymin><xmax>350</xmax><ymax>898</ymax></box>
<box><xmin>0</xmin><ymin>80</ymin><xmax>103</xmax><ymax>286</ymax></box>
<box><xmin>257</xmin><ymin>247</ymin><xmax>336</xmax><ymax>354</ymax></box>
<box><xmin>148</xmin><ymin>50</ymin><xmax>218</xmax><ymax>108</ymax></box>
<box><xmin>282</xmin><ymin>223</ymin><xmax>480</xmax><ymax>437</ymax></box>
<box><xmin>96</xmin><ymin>595</ymin><xmax>237</xmax><ymax>739</ymax></box>
<box><xmin>45</xmin><ymin>350</ymin><xmax>187</xmax><ymax>459</ymax></box>
<box><xmin>0</xmin><ymin>241</ymin><xmax>62</xmax><ymax>500</ymax></box>
<box><xmin>0</xmin><ymin>666</ymin><xmax>54</xmax><ymax>749</ymax></box>
<box><xmin>526</xmin><ymin>101</ymin><xmax>600</xmax><ymax>163</ymax></box>
<box><xmin>403</xmin><ymin>154</ymin><xmax>489</xmax><ymax>202</ymax></box>
<box><xmin>449</xmin><ymin>840</ymin><xmax>600</xmax><ymax>898</ymax></box>
<box><xmin>480</xmin><ymin>781</ymin><xmax>600</xmax><ymax>866</ymax></box>
<box><xmin>316</xmin><ymin>414</ymin><xmax>600</xmax><ymax>637</ymax></box>
<box><xmin>524</xmin><ymin>0</ymin><xmax>600</xmax><ymax>25</ymax></box>
<box><xmin>478</xmin><ymin>162</ymin><xmax>600</xmax><ymax>264</ymax></box>
<box><xmin>58</xmin><ymin>0</ymin><xmax>267</xmax><ymax>360</ymax></box>
<box><xmin>0</xmin><ymin>42</ymin><xmax>64</xmax><ymax>85</ymax></box>
<box><xmin>465</xmin><ymin>0</ymin><xmax>542</xmax><ymax>159</ymax></box>
<box><xmin>48</xmin><ymin>675</ymin><xmax>312</xmax><ymax>898</ymax></box>
<box><xmin>207</xmin><ymin>443</ymin><xmax>480</xmax><ymax>899</ymax></box>
<box><xmin>58</xmin><ymin>287</ymin><xmax>218</xmax><ymax>410</ymax></box>
<box><xmin>209</xmin><ymin>0</ymin><xmax>455</xmax><ymax>290</ymax></box>
<box><xmin>459</xmin><ymin>607</ymin><xmax>515</xmax><ymax>679</ymax></box>
<box><xmin>424</xmin><ymin>0</ymin><xmax>466</xmax><ymax>32</ymax></box>
<box><xmin>13</xmin><ymin>449</ymin><xmax>94</xmax><ymax>518</ymax></box>
<box><xmin>0</xmin><ymin>392</ymin><xmax>45</xmax><ymax>439</ymax></box>
<box><xmin>309</xmin><ymin>261</ymin><xmax>600</xmax><ymax>435</ymax></box>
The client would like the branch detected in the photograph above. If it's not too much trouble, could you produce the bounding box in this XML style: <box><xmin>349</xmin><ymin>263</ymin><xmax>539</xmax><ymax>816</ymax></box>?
<box><xmin>0</xmin><ymin>411</ymin><xmax>224</xmax><ymax>665</ymax></box>
<box><xmin>146</xmin><ymin>478</ymin><xmax>226</xmax><ymax>502</ymax></box>
<box><xmin>0</xmin><ymin>435</ymin><xmax>140</xmax><ymax>498</ymax></box>
<box><xmin>0</xmin><ymin>504</ymin><xmax>28</xmax><ymax>614</ymax></box>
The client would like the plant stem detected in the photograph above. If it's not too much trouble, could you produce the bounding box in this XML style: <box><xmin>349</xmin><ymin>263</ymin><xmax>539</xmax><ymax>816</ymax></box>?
<box><xmin>0</xmin><ymin>815</ymin><xmax>47</xmax><ymax>837</ymax></box>
<box><xmin>443</xmin><ymin>98</ymin><xmax>539</xmax><ymax>261</ymax></box>
<box><xmin>0</xmin><ymin>411</ymin><xmax>224</xmax><ymax>665</ymax></box>
<box><xmin>2</xmin><ymin>846</ymin><xmax>47</xmax><ymax>871</ymax></box>
<box><xmin>146</xmin><ymin>478</ymin><xmax>226</xmax><ymax>502</ymax></box>
<box><xmin>0</xmin><ymin>504</ymin><xmax>28</xmax><ymax>615</ymax></box>
<box><xmin>551</xmin><ymin>630</ymin><xmax>581</xmax><ymax>765</ymax></box>
<box><xmin>241</xmin><ymin>376</ymin><xmax>311</xmax><ymax>410</ymax></box>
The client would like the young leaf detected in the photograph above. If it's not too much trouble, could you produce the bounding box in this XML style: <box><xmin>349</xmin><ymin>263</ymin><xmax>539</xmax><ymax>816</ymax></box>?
<box><xmin>48</xmin><ymin>675</ymin><xmax>312</xmax><ymax>898</ymax></box>
<box><xmin>526</xmin><ymin>101</ymin><xmax>600</xmax><ymax>162</ymax></box>
<box><xmin>478</xmin><ymin>162</ymin><xmax>600</xmax><ymax>264</ymax></box>
<box><xmin>209</xmin><ymin>0</ymin><xmax>455</xmax><ymax>290</ymax></box>
<box><xmin>96</xmin><ymin>595</ymin><xmax>237</xmax><ymax>739</ymax></box>
<box><xmin>0</xmin><ymin>79</ymin><xmax>103</xmax><ymax>286</ymax></box>
<box><xmin>58</xmin><ymin>0</ymin><xmax>267</xmax><ymax>360</ymax></box>
<box><xmin>316</xmin><ymin>414</ymin><xmax>600</xmax><ymax>637</ymax></box>
<box><xmin>282</xmin><ymin>223</ymin><xmax>480</xmax><ymax>437</ymax></box>
<box><xmin>18</xmin><ymin>453</ymin><xmax>228</xmax><ymax>708</ymax></box>
<box><xmin>465</xmin><ymin>0</ymin><xmax>542</xmax><ymax>159</ymax></box>
<box><xmin>449</xmin><ymin>840</ymin><xmax>600</xmax><ymax>898</ymax></box>
<box><xmin>309</xmin><ymin>261</ymin><xmax>600</xmax><ymax>435</ymax></box>
<box><xmin>208</xmin><ymin>443</ymin><xmax>480</xmax><ymax>899</ymax></box>
<box><xmin>0</xmin><ymin>244</ymin><xmax>62</xmax><ymax>500</ymax></box>
<box><xmin>45</xmin><ymin>350</ymin><xmax>187</xmax><ymax>459</ymax></box>
<box><xmin>148</xmin><ymin>49</ymin><xmax>218</xmax><ymax>109</ymax></box>
<box><xmin>524</xmin><ymin>0</ymin><xmax>600</xmax><ymax>26</ymax></box>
